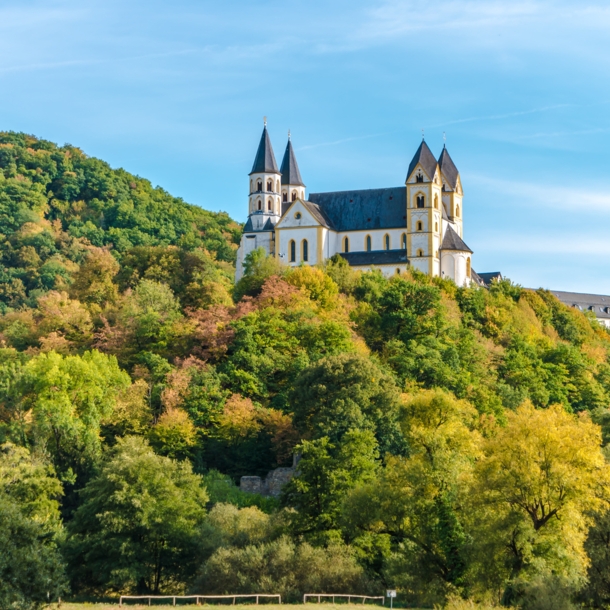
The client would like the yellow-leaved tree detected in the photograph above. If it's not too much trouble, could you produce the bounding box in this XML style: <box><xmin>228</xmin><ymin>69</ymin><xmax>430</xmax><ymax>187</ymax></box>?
<box><xmin>468</xmin><ymin>401</ymin><xmax>610</xmax><ymax>595</ymax></box>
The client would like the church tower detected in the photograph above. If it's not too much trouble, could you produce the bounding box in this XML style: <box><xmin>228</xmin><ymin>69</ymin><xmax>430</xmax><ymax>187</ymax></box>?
<box><xmin>438</xmin><ymin>145</ymin><xmax>463</xmax><ymax>238</ymax></box>
<box><xmin>405</xmin><ymin>140</ymin><xmax>443</xmax><ymax>276</ymax></box>
<box><xmin>280</xmin><ymin>132</ymin><xmax>305</xmax><ymax>205</ymax></box>
<box><xmin>248</xmin><ymin>120</ymin><xmax>282</xmax><ymax>230</ymax></box>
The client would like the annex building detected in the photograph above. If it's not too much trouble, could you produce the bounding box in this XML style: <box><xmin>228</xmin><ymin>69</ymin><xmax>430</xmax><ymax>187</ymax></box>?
<box><xmin>236</xmin><ymin>124</ymin><xmax>475</xmax><ymax>286</ymax></box>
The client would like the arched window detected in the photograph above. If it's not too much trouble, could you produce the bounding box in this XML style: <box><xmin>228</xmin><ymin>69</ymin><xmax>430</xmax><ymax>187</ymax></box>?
<box><xmin>302</xmin><ymin>239</ymin><xmax>309</xmax><ymax>262</ymax></box>
<box><xmin>257</xmin><ymin>180</ymin><xmax>262</xmax><ymax>192</ymax></box>
<box><xmin>283</xmin><ymin>192</ymin><xmax>288</xmax><ymax>202</ymax></box>
<box><xmin>416</xmin><ymin>174</ymin><xmax>424</xmax><ymax>183</ymax></box>
<box><xmin>257</xmin><ymin>200</ymin><xmax>262</xmax><ymax>210</ymax></box>
<box><xmin>289</xmin><ymin>240</ymin><xmax>296</xmax><ymax>262</ymax></box>
<box><xmin>343</xmin><ymin>236</ymin><xmax>349</xmax><ymax>253</ymax></box>
<box><xmin>384</xmin><ymin>234</ymin><xmax>390</xmax><ymax>250</ymax></box>
<box><xmin>417</xmin><ymin>195</ymin><xmax>425</xmax><ymax>208</ymax></box>
<box><xmin>417</xmin><ymin>221</ymin><xmax>423</xmax><ymax>231</ymax></box>
<box><xmin>434</xmin><ymin>222</ymin><xmax>438</xmax><ymax>232</ymax></box>
<box><xmin>396</xmin><ymin>268</ymin><xmax>401</xmax><ymax>274</ymax></box>
<box><xmin>267</xmin><ymin>180</ymin><xmax>273</xmax><ymax>192</ymax></box>
<box><xmin>466</xmin><ymin>256</ymin><xmax>471</xmax><ymax>277</ymax></box>
<box><xmin>276</xmin><ymin>180</ymin><xmax>280</xmax><ymax>192</ymax></box>
<box><xmin>417</xmin><ymin>249</ymin><xmax>424</xmax><ymax>257</ymax></box>
<box><xmin>456</xmin><ymin>205</ymin><xmax>460</xmax><ymax>217</ymax></box>
<box><xmin>365</xmin><ymin>235</ymin><xmax>372</xmax><ymax>252</ymax></box>
<box><xmin>401</xmin><ymin>233</ymin><xmax>407</xmax><ymax>249</ymax></box>
<box><xmin>434</xmin><ymin>194</ymin><xmax>439</xmax><ymax>209</ymax></box>
<box><xmin>292</xmin><ymin>191</ymin><xmax>297</xmax><ymax>202</ymax></box>
<box><xmin>268</xmin><ymin>199</ymin><xmax>272</xmax><ymax>211</ymax></box>
<box><xmin>250</xmin><ymin>179</ymin><xmax>253</xmax><ymax>192</ymax></box>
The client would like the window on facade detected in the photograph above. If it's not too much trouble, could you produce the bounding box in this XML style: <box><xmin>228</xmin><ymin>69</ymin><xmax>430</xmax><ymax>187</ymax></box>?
<box><xmin>283</xmin><ymin>193</ymin><xmax>288</xmax><ymax>202</ymax></box>
<box><xmin>417</xmin><ymin>195</ymin><xmax>425</xmax><ymax>208</ymax></box>
<box><xmin>268</xmin><ymin>199</ymin><xmax>272</xmax><ymax>211</ymax></box>
<box><xmin>401</xmin><ymin>233</ymin><xmax>407</xmax><ymax>249</ymax></box>
<box><xmin>416</xmin><ymin>174</ymin><xmax>424</xmax><ymax>183</ymax></box>
<box><xmin>396</xmin><ymin>268</ymin><xmax>401</xmax><ymax>275</ymax></box>
<box><xmin>267</xmin><ymin>180</ymin><xmax>273</xmax><ymax>192</ymax></box>
<box><xmin>384</xmin><ymin>234</ymin><xmax>390</xmax><ymax>250</ymax></box>
<box><xmin>344</xmin><ymin>237</ymin><xmax>349</xmax><ymax>253</ymax></box>
<box><xmin>292</xmin><ymin>191</ymin><xmax>297</xmax><ymax>202</ymax></box>
<box><xmin>277</xmin><ymin>180</ymin><xmax>280</xmax><ymax>192</ymax></box>
<box><xmin>257</xmin><ymin>180</ymin><xmax>262</xmax><ymax>192</ymax></box>
<box><xmin>289</xmin><ymin>240</ymin><xmax>296</xmax><ymax>262</ymax></box>
<box><xmin>366</xmin><ymin>235</ymin><xmax>372</xmax><ymax>252</ymax></box>
<box><xmin>456</xmin><ymin>205</ymin><xmax>460</xmax><ymax>217</ymax></box>
<box><xmin>434</xmin><ymin>222</ymin><xmax>438</xmax><ymax>232</ymax></box>
<box><xmin>295</xmin><ymin>212</ymin><xmax>301</xmax><ymax>219</ymax></box>
<box><xmin>258</xmin><ymin>200</ymin><xmax>262</xmax><ymax>210</ymax></box>
<box><xmin>434</xmin><ymin>194</ymin><xmax>439</xmax><ymax>209</ymax></box>
<box><xmin>417</xmin><ymin>249</ymin><xmax>423</xmax><ymax>257</ymax></box>
<box><xmin>302</xmin><ymin>239</ymin><xmax>309</xmax><ymax>262</ymax></box>
<box><xmin>417</xmin><ymin>221</ymin><xmax>423</xmax><ymax>231</ymax></box>
<box><xmin>466</xmin><ymin>256</ymin><xmax>471</xmax><ymax>277</ymax></box>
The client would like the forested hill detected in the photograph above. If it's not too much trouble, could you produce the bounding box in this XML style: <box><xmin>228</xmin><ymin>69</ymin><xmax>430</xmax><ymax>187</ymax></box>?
<box><xmin>4</xmin><ymin>132</ymin><xmax>610</xmax><ymax>608</ymax></box>
<box><xmin>0</xmin><ymin>131</ymin><xmax>241</xmax><ymax>310</ymax></box>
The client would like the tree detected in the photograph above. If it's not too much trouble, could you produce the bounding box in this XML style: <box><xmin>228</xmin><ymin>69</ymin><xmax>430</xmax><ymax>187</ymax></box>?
<box><xmin>289</xmin><ymin>353</ymin><xmax>406</xmax><ymax>456</ymax></box>
<box><xmin>234</xmin><ymin>247</ymin><xmax>283</xmax><ymax>301</ymax></box>
<box><xmin>469</xmin><ymin>402</ymin><xmax>609</xmax><ymax>592</ymax></box>
<box><xmin>65</xmin><ymin>436</ymin><xmax>208</xmax><ymax>594</ymax></box>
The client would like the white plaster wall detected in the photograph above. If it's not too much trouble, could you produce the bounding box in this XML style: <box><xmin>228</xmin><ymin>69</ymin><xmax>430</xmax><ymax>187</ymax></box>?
<box><xmin>351</xmin><ymin>264</ymin><xmax>409</xmax><ymax>277</ymax></box>
<box><xmin>411</xmin><ymin>233</ymin><xmax>428</xmax><ymax>256</ymax></box>
<box><xmin>411</xmin><ymin>211</ymin><xmax>428</xmax><ymax>232</ymax></box>
<box><xmin>332</xmin><ymin>229</ymin><xmax>408</xmax><ymax>255</ymax></box>
<box><xmin>281</xmin><ymin>185</ymin><xmax>306</xmax><ymax>203</ymax></box>
<box><xmin>410</xmin><ymin>258</ymin><xmax>429</xmax><ymax>273</ymax></box>
<box><xmin>441</xmin><ymin>251</ymin><xmax>471</xmax><ymax>286</ymax></box>
<box><xmin>277</xmin><ymin>227</ymin><xmax>320</xmax><ymax>265</ymax></box>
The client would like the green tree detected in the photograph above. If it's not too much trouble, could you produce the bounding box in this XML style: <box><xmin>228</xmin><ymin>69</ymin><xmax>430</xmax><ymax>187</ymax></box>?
<box><xmin>234</xmin><ymin>247</ymin><xmax>283</xmax><ymax>301</ymax></box>
<box><xmin>65</xmin><ymin>436</ymin><xmax>208</xmax><ymax>594</ymax></box>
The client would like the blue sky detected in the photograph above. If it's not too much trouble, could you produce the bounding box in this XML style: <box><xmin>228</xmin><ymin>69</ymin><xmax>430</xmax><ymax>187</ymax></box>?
<box><xmin>1</xmin><ymin>0</ymin><xmax>609</xmax><ymax>292</ymax></box>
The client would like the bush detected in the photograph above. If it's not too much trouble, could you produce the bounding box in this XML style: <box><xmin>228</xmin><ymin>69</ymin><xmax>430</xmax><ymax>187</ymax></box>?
<box><xmin>191</xmin><ymin>536</ymin><xmax>370</xmax><ymax>602</ymax></box>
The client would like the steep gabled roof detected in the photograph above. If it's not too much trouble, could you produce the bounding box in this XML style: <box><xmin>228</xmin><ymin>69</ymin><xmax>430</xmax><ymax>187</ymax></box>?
<box><xmin>441</xmin><ymin>225</ymin><xmax>473</xmax><ymax>253</ymax></box>
<box><xmin>280</xmin><ymin>139</ymin><xmax>304</xmax><ymax>186</ymax></box>
<box><xmin>250</xmin><ymin>126</ymin><xmax>280</xmax><ymax>175</ymax></box>
<box><xmin>438</xmin><ymin>146</ymin><xmax>459</xmax><ymax>190</ymax></box>
<box><xmin>301</xmin><ymin>200</ymin><xmax>335</xmax><ymax>229</ymax></box>
<box><xmin>308</xmin><ymin>187</ymin><xmax>406</xmax><ymax>232</ymax></box>
<box><xmin>406</xmin><ymin>140</ymin><xmax>438</xmax><ymax>181</ymax></box>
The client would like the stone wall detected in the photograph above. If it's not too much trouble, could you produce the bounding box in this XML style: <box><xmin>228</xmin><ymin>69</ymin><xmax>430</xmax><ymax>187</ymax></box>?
<box><xmin>239</xmin><ymin>456</ymin><xmax>299</xmax><ymax>498</ymax></box>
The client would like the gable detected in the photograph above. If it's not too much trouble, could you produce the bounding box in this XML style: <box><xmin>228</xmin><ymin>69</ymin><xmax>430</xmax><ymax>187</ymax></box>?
<box><xmin>275</xmin><ymin>200</ymin><xmax>325</xmax><ymax>229</ymax></box>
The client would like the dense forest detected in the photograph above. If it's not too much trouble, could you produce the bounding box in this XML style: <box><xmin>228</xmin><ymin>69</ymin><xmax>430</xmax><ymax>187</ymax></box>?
<box><xmin>2</xmin><ymin>132</ymin><xmax>610</xmax><ymax>610</ymax></box>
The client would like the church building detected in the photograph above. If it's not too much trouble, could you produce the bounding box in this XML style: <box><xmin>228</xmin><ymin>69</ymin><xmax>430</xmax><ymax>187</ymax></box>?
<box><xmin>235</xmin><ymin>123</ymin><xmax>475</xmax><ymax>286</ymax></box>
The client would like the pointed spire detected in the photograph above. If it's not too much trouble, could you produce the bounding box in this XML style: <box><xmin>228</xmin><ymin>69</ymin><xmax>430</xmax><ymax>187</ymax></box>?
<box><xmin>438</xmin><ymin>146</ymin><xmax>459</xmax><ymax>190</ymax></box>
<box><xmin>280</xmin><ymin>137</ymin><xmax>304</xmax><ymax>186</ymax></box>
<box><xmin>250</xmin><ymin>124</ymin><xmax>280</xmax><ymax>175</ymax></box>
<box><xmin>406</xmin><ymin>139</ymin><xmax>438</xmax><ymax>181</ymax></box>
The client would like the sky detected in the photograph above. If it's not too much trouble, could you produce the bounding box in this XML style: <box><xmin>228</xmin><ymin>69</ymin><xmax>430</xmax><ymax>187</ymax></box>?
<box><xmin>1</xmin><ymin>0</ymin><xmax>609</xmax><ymax>293</ymax></box>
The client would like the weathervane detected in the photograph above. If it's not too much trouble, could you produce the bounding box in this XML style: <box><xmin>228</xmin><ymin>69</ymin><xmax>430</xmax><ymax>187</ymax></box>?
<box><xmin>263</xmin><ymin>116</ymin><xmax>267</xmax><ymax>127</ymax></box>
<box><xmin>421</xmin><ymin>128</ymin><xmax>425</xmax><ymax>141</ymax></box>
<box><xmin>288</xmin><ymin>129</ymin><xmax>291</xmax><ymax>140</ymax></box>
<box><xmin>443</xmin><ymin>132</ymin><xmax>446</xmax><ymax>147</ymax></box>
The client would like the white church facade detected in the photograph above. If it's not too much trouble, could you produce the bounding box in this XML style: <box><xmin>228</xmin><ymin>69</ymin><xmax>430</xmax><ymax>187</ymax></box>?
<box><xmin>236</xmin><ymin>123</ymin><xmax>476</xmax><ymax>285</ymax></box>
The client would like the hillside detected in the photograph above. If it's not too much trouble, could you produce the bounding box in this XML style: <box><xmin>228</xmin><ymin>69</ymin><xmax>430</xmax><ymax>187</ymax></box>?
<box><xmin>2</xmin><ymin>134</ymin><xmax>610</xmax><ymax>609</ymax></box>
<box><xmin>0</xmin><ymin>131</ymin><xmax>241</xmax><ymax>311</ymax></box>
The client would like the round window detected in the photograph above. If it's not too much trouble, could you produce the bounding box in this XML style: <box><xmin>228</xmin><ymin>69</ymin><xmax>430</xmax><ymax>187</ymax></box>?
<box><xmin>295</xmin><ymin>212</ymin><xmax>302</xmax><ymax>219</ymax></box>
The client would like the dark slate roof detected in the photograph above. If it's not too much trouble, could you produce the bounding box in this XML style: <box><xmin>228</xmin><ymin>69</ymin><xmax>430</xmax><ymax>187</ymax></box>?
<box><xmin>470</xmin><ymin>269</ymin><xmax>486</xmax><ymax>287</ymax></box>
<box><xmin>301</xmin><ymin>200</ymin><xmax>335</xmax><ymax>229</ymax></box>
<box><xmin>250</xmin><ymin>126</ymin><xmax>280</xmax><ymax>175</ymax></box>
<box><xmin>243</xmin><ymin>215</ymin><xmax>275</xmax><ymax>233</ymax></box>
<box><xmin>438</xmin><ymin>146</ymin><xmax>459</xmax><ymax>190</ymax></box>
<box><xmin>339</xmin><ymin>249</ymin><xmax>409</xmax><ymax>266</ymax></box>
<box><xmin>243</xmin><ymin>217</ymin><xmax>254</xmax><ymax>232</ymax></box>
<box><xmin>551</xmin><ymin>290</ymin><xmax>610</xmax><ymax>319</ymax></box>
<box><xmin>407</xmin><ymin>140</ymin><xmax>438</xmax><ymax>181</ymax></box>
<box><xmin>280</xmin><ymin>140</ymin><xmax>304</xmax><ymax>186</ymax></box>
<box><xmin>441</xmin><ymin>225</ymin><xmax>473</xmax><ymax>253</ymax></box>
<box><xmin>308</xmin><ymin>187</ymin><xmax>407</xmax><ymax>232</ymax></box>
<box><xmin>478</xmin><ymin>272</ymin><xmax>502</xmax><ymax>286</ymax></box>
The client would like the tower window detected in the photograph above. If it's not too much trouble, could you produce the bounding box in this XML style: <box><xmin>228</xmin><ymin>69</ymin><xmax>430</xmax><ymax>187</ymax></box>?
<box><xmin>277</xmin><ymin>180</ymin><xmax>280</xmax><ymax>192</ymax></box>
<box><xmin>289</xmin><ymin>240</ymin><xmax>296</xmax><ymax>262</ymax></box>
<box><xmin>456</xmin><ymin>205</ymin><xmax>460</xmax><ymax>217</ymax></box>
<box><xmin>267</xmin><ymin>180</ymin><xmax>273</xmax><ymax>192</ymax></box>
<box><xmin>434</xmin><ymin>222</ymin><xmax>438</xmax><ymax>232</ymax></box>
<box><xmin>417</xmin><ymin>249</ymin><xmax>424</xmax><ymax>257</ymax></box>
<box><xmin>268</xmin><ymin>199</ymin><xmax>272</xmax><ymax>211</ymax></box>
<box><xmin>258</xmin><ymin>200</ymin><xmax>262</xmax><ymax>211</ymax></box>
<box><xmin>417</xmin><ymin>221</ymin><xmax>423</xmax><ymax>231</ymax></box>
<box><xmin>434</xmin><ymin>194</ymin><xmax>439</xmax><ymax>209</ymax></box>
<box><xmin>302</xmin><ymin>239</ymin><xmax>309</xmax><ymax>262</ymax></box>
<box><xmin>384</xmin><ymin>234</ymin><xmax>390</xmax><ymax>250</ymax></box>
<box><xmin>283</xmin><ymin>193</ymin><xmax>288</xmax><ymax>202</ymax></box>
<box><xmin>257</xmin><ymin>180</ymin><xmax>262</xmax><ymax>192</ymax></box>
<box><xmin>416</xmin><ymin>195</ymin><xmax>425</xmax><ymax>208</ymax></box>
<box><xmin>292</xmin><ymin>191</ymin><xmax>297</xmax><ymax>202</ymax></box>
<box><xmin>344</xmin><ymin>236</ymin><xmax>349</xmax><ymax>253</ymax></box>
<box><xmin>401</xmin><ymin>233</ymin><xmax>407</xmax><ymax>249</ymax></box>
<box><xmin>416</xmin><ymin>174</ymin><xmax>424</xmax><ymax>183</ymax></box>
<box><xmin>365</xmin><ymin>235</ymin><xmax>372</xmax><ymax>252</ymax></box>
